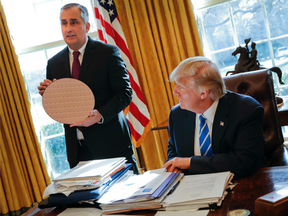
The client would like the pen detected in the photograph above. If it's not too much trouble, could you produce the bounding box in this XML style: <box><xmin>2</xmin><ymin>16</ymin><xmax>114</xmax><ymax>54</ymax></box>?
<box><xmin>168</xmin><ymin>181</ymin><xmax>180</xmax><ymax>195</ymax></box>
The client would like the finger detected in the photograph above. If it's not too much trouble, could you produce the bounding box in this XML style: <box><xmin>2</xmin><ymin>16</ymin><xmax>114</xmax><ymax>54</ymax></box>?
<box><xmin>44</xmin><ymin>79</ymin><xmax>53</xmax><ymax>84</ymax></box>
<box><xmin>39</xmin><ymin>90</ymin><xmax>45</xmax><ymax>96</ymax></box>
<box><xmin>173</xmin><ymin>168</ymin><xmax>179</xmax><ymax>173</ymax></box>
<box><xmin>70</xmin><ymin>116</ymin><xmax>95</xmax><ymax>127</ymax></box>
<box><xmin>167</xmin><ymin>166</ymin><xmax>175</xmax><ymax>172</ymax></box>
<box><xmin>162</xmin><ymin>160</ymin><xmax>172</xmax><ymax>169</ymax></box>
<box><xmin>165</xmin><ymin>161</ymin><xmax>175</xmax><ymax>172</ymax></box>
<box><xmin>70</xmin><ymin>119</ymin><xmax>86</xmax><ymax>127</ymax></box>
<box><xmin>40</xmin><ymin>80</ymin><xmax>51</xmax><ymax>87</ymax></box>
<box><xmin>38</xmin><ymin>85</ymin><xmax>46</xmax><ymax>90</ymax></box>
<box><xmin>169</xmin><ymin>163</ymin><xmax>175</xmax><ymax>172</ymax></box>
<box><xmin>90</xmin><ymin>110</ymin><xmax>96</xmax><ymax>116</ymax></box>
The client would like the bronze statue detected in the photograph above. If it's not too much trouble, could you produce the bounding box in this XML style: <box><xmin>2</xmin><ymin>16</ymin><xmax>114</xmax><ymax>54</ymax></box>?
<box><xmin>226</xmin><ymin>39</ymin><xmax>284</xmax><ymax>84</ymax></box>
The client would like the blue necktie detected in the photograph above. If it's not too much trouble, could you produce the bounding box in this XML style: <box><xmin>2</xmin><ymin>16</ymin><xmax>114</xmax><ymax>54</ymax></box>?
<box><xmin>199</xmin><ymin>115</ymin><xmax>213</xmax><ymax>156</ymax></box>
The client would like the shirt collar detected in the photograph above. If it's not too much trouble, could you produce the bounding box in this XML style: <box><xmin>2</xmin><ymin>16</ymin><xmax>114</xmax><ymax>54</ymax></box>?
<box><xmin>199</xmin><ymin>98</ymin><xmax>219</xmax><ymax>124</ymax></box>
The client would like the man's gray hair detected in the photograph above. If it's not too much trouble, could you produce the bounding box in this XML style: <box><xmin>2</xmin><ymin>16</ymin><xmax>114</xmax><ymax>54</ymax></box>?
<box><xmin>170</xmin><ymin>56</ymin><xmax>226</xmax><ymax>100</ymax></box>
<box><xmin>61</xmin><ymin>3</ymin><xmax>89</xmax><ymax>24</ymax></box>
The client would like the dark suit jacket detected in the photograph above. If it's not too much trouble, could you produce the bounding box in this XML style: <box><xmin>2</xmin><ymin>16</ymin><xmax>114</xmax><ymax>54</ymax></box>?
<box><xmin>167</xmin><ymin>91</ymin><xmax>268</xmax><ymax>177</ymax></box>
<box><xmin>46</xmin><ymin>37</ymin><xmax>133</xmax><ymax>168</ymax></box>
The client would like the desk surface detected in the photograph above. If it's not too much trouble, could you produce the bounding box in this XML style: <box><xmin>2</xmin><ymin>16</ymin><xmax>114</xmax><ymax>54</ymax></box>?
<box><xmin>22</xmin><ymin>166</ymin><xmax>288</xmax><ymax>216</ymax></box>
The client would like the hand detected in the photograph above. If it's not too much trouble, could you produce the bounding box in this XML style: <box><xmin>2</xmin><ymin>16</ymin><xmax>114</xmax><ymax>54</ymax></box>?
<box><xmin>163</xmin><ymin>157</ymin><xmax>191</xmax><ymax>173</ymax></box>
<box><xmin>38</xmin><ymin>79</ymin><xmax>56</xmax><ymax>96</ymax></box>
<box><xmin>70</xmin><ymin>109</ymin><xmax>102</xmax><ymax>127</ymax></box>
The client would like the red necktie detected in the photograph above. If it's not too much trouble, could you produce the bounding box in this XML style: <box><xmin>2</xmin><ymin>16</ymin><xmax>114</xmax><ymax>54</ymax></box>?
<box><xmin>72</xmin><ymin>51</ymin><xmax>81</xmax><ymax>79</ymax></box>
<box><xmin>72</xmin><ymin>51</ymin><xmax>82</xmax><ymax>132</ymax></box>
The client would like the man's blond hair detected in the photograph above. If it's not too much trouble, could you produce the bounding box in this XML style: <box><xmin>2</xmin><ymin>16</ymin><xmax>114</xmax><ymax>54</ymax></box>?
<box><xmin>170</xmin><ymin>56</ymin><xmax>226</xmax><ymax>100</ymax></box>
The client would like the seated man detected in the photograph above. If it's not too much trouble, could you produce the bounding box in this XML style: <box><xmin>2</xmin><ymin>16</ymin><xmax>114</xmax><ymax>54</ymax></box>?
<box><xmin>163</xmin><ymin>56</ymin><xmax>268</xmax><ymax>177</ymax></box>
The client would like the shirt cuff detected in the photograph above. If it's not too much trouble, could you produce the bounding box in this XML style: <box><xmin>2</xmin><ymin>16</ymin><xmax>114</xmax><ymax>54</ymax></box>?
<box><xmin>97</xmin><ymin>114</ymin><xmax>104</xmax><ymax>124</ymax></box>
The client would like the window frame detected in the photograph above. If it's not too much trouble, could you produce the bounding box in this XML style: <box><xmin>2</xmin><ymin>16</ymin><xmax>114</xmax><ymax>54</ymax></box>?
<box><xmin>192</xmin><ymin>0</ymin><xmax>288</xmax><ymax>94</ymax></box>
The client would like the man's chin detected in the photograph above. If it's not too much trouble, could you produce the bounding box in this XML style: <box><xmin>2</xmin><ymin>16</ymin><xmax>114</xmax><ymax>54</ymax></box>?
<box><xmin>179</xmin><ymin>103</ymin><xmax>186</xmax><ymax>110</ymax></box>
<box><xmin>65</xmin><ymin>37</ymin><xmax>77</xmax><ymax>43</ymax></box>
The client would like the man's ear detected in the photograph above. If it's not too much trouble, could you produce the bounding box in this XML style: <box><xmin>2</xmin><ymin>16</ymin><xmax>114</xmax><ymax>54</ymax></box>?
<box><xmin>86</xmin><ymin>22</ymin><xmax>91</xmax><ymax>33</ymax></box>
<box><xmin>200</xmin><ymin>87</ymin><xmax>209</xmax><ymax>99</ymax></box>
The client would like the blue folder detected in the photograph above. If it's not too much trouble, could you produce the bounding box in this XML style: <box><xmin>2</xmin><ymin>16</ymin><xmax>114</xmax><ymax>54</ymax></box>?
<box><xmin>39</xmin><ymin>164</ymin><xmax>132</xmax><ymax>208</ymax></box>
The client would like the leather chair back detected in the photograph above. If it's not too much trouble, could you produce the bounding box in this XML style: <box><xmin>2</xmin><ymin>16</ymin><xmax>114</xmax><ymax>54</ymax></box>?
<box><xmin>223</xmin><ymin>69</ymin><xmax>288</xmax><ymax>166</ymax></box>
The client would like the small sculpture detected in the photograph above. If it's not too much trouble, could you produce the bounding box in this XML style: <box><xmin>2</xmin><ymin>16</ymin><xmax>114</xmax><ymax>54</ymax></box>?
<box><xmin>226</xmin><ymin>39</ymin><xmax>284</xmax><ymax>84</ymax></box>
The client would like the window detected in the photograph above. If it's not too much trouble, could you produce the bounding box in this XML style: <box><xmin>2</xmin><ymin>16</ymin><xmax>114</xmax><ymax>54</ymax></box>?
<box><xmin>191</xmin><ymin>0</ymin><xmax>288</xmax><ymax>142</ymax></box>
<box><xmin>1</xmin><ymin>0</ymin><xmax>98</xmax><ymax>178</ymax></box>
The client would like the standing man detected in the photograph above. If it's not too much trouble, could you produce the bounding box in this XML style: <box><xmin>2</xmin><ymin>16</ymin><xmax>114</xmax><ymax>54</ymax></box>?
<box><xmin>163</xmin><ymin>56</ymin><xmax>268</xmax><ymax>177</ymax></box>
<box><xmin>38</xmin><ymin>3</ymin><xmax>138</xmax><ymax>173</ymax></box>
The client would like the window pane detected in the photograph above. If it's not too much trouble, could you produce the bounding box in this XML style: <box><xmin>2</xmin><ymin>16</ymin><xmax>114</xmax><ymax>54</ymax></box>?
<box><xmin>265</xmin><ymin>0</ymin><xmax>288</xmax><ymax>38</ymax></box>
<box><xmin>2</xmin><ymin>3</ymin><xmax>37</xmax><ymax>49</ymax></box>
<box><xmin>19</xmin><ymin>51</ymin><xmax>47</xmax><ymax>95</ymax></box>
<box><xmin>197</xmin><ymin>3</ymin><xmax>234</xmax><ymax>51</ymax></box>
<box><xmin>18</xmin><ymin>49</ymin><xmax>70</xmax><ymax>178</ymax></box>
<box><xmin>45</xmin><ymin>135</ymin><xmax>70</xmax><ymax>177</ymax></box>
<box><xmin>47</xmin><ymin>45</ymin><xmax>66</xmax><ymax>59</ymax></box>
<box><xmin>271</xmin><ymin>38</ymin><xmax>288</xmax><ymax>94</ymax></box>
<box><xmin>272</xmin><ymin>38</ymin><xmax>288</xmax><ymax>63</ymax></box>
<box><xmin>231</xmin><ymin>0</ymin><xmax>267</xmax><ymax>43</ymax></box>
<box><xmin>34</xmin><ymin>1</ymin><xmax>63</xmax><ymax>44</ymax></box>
<box><xmin>253</xmin><ymin>41</ymin><xmax>272</xmax><ymax>68</ymax></box>
<box><xmin>211</xmin><ymin>49</ymin><xmax>238</xmax><ymax>74</ymax></box>
<box><xmin>2</xmin><ymin>0</ymin><xmax>97</xmax><ymax>50</ymax></box>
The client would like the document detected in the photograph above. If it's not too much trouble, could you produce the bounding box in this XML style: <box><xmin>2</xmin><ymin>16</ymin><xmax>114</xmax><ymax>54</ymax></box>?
<box><xmin>100</xmin><ymin>173</ymin><xmax>184</xmax><ymax>214</ymax></box>
<box><xmin>98</xmin><ymin>172</ymin><xmax>174</xmax><ymax>203</ymax></box>
<box><xmin>163</xmin><ymin>171</ymin><xmax>233</xmax><ymax>206</ymax></box>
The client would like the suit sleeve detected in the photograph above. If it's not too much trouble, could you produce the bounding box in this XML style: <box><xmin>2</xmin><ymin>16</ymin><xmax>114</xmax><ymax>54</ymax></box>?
<box><xmin>189</xmin><ymin>104</ymin><xmax>266</xmax><ymax>177</ymax></box>
<box><xmin>97</xmin><ymin>46</ymin><xmax>132</xmax><ymax>123</ymax></box>
<box><xmin>46</xmin><ymin>61</ymin><xmax>52</xmax><ymax>80</ymax></box>
<box><xmin>167</xmin><ymin>110</ymin><xmax>178</xmax><ymax>161</ymax></box>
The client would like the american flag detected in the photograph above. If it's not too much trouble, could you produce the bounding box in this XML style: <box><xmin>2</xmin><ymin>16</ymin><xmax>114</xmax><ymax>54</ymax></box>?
<box><xmin>93</xmin><ymin>0</ymin><xmax>151</xmax><ymax>148</ymax></box>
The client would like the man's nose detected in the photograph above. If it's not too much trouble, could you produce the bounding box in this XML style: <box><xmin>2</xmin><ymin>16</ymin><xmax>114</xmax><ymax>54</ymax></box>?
<box><xmin>173</xmin><ymin>86</ymin><xmax>179</xmax><ymax>95</ymax></box>
<box><xmin>65</xmin><ymin>23</ymin><xmax>72</xmax><ymax>31</ymax></box>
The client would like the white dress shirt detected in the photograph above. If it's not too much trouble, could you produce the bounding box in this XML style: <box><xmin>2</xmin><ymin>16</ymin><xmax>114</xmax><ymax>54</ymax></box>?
<box><xmin>194</xmin><ymin>99</ymin><xmax>219</xmax><ymax>156</ymax></box>
<box><xmin>68</xmin><ymin>38</ymin><xmax>88</xmax><ymax>140</ymax></box>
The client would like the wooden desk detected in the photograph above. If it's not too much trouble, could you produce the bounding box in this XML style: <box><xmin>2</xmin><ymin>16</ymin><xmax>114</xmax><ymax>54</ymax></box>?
<box><xmin>209</xmin><ymin>166</ymin><xmax>288</xmax><ymax>216</ymax></box>
<box><xmin>22</xmin><ymin>166</ymin><xmax>288</xmax><ymax>216</ymax></box>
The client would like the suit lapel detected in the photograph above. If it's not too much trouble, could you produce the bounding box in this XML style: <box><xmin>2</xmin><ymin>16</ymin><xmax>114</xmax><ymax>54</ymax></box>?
<box><xmin>79</xmin><ymin>37</ymin><xmax>96</xmax><ymax>81</ymax></box>
<box><xmin>212</xmin><ymin>94</ymin><xmax>230</xmax><ymax>153</ymax></box>
<box><xmin>183</xmin><ymin>112</ymin><xmax>195</xmax><ymax>156</ymax></box>
<box><xmin>62</xmin><ymin>48</ymin><xmax>72</xmax><ymax>78</ymax></box>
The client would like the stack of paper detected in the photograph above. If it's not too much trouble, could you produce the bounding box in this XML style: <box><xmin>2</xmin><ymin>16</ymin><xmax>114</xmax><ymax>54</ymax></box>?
<box><xmin>162</xmin><ymin>171</ymin><xmax>234</xmax><ymax>211</ymax></box>
<box><xmin>43</xmin><ymin>157</ymin><xmax>127</xmax><ymax>198</ymax></box>
<box><xmin>98</xmin><ymin>168</ymin><xmax>184</xmax><ymax>214</ymax></box>
<box><xmin>53</xmin><ymin>157</ymin><xmax>126</xmax><ymax>182</ymax></box>
<box><xmin>39</xmin><ymin>157</ymin><xmax>133</xmax><ymax>209</ymax></box>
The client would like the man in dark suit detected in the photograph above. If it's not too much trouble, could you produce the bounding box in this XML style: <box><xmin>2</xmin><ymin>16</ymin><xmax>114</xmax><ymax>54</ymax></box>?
<box><xmin>163</xmin><ymin>56</ymin><xmax>268</xmax><ymax>177</ymax></box>
<box><xmin>38</xmin><ymin>3</ymin><xmax>138</xmax><ymax>173</ymax></box>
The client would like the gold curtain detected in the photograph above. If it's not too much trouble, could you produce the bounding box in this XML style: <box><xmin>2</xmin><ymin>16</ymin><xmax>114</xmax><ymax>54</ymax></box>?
<box><xmin>0</xmin><ymin>2</ymin><xmax>50</xmax><ymax>215</ymax></box>
<box><xmin>115</xmin><ymin>0</ymin><xmax>203</xmax><ymax>170</ymax></box>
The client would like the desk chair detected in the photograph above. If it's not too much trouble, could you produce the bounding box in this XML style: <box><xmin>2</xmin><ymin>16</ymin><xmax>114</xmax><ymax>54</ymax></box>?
<box><xmin>223</xmin><ymin>69</ymin><xmax>288</xmax><ymax>166</ymax></box>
